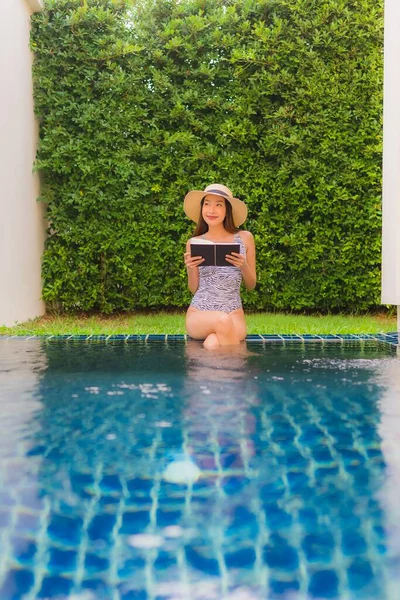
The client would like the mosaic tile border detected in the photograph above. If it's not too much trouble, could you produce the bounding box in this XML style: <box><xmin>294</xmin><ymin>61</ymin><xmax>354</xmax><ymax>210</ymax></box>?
<box><xmin>0</xmin><ymin>332</ymin><xmax>398</xmax><ymax>349</ymax></box>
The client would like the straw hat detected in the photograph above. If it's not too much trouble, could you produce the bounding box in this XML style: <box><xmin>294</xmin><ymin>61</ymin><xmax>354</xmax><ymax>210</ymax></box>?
<box><xmin>183</xmin><ymin>183</ymin><xmax>247</xmax><ymax>227</ymax></box>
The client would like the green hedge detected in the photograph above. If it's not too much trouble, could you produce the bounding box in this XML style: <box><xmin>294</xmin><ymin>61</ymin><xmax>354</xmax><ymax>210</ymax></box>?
<box><xmin>31</xmin><ymin>0</ymin><xmax>383</xmax><ymax>312</ymax></box>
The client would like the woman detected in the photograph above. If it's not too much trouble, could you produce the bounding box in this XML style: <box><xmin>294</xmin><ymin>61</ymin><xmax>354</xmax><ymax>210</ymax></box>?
<box><xmin>183</xmin><ymin>183</ymin><xmax>256</xmax><ymax>349</ymax></box>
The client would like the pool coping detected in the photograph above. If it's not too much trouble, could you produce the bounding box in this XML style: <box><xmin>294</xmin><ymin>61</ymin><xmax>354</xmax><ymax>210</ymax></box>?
<box><xmin>0</xmin><ymin>332</ymin><xmax>398</xmax><ymax>350</ymax></box>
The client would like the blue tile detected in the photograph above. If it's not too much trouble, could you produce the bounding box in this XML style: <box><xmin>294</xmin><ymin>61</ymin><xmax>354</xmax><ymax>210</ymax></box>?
<box><xmin>308</xmin><ymin>569</ymin><xmax>339</xmax><ymax>598</ymax></box>
<box><xmin>119</xmin><ymin>587</ymin><xmax>148</xmax><ymax>600</ymax></box>
<box><xmin>260</xmin><ymin>479</ymin><xmax>286</xmax><ymax>502</ymax></box>
<box><xmin>298</xmin><ymin>425</ymin><xmax>325</xmax><ymax>444</ymax></box>
<box><xmin>26</xmin><ymin>444</ymin><xmax>47</xmax><ymax>457</ymax></box>
<box><xmin>225</xmin><ymin>547</ymin><xmax>256</xmax><ymax>568</ymax></box>
<box><xmin>269</xmin><ymin>578</ymin><xmax>300</xmax><ymax>597</ymax></box>
<box><xmin>342</xmin><ymin>530</ymin><xmax>367</xmax><ymax>556</ymax></box>
<box><xmin>84</xmin><ymin>553</ymin><xmax>110</xmax><ymax>575</ymax></box>
<box><xmin>14</xmin><ymin>540</ymin><xmax>37</xmax><ymax>567</ymax></box>
<box><xmin>118</xmin><ymin>557</ymin><xmax>146</xmax><ymax>579</ymax></box>
<box><xmin>100</xmin><ymin>474</ymin><xmax>123</xmax><ymax>493</ymax></box>
<box><xmin>126</xmin><ymin>495</ymin><xmax>151</xmax><ymax>507</ymax></box>
<box><xmin>154</xmin><ymin>551</ymin><xmax>177</xmax><ymax>570</ymax></box>
<box><xmin>312</xmin><ymin>448</ymin><xmax>334</xmax><ymax>464</ymax></box>
<box><xmin>120</xmin><ymin>510</ymin><xmax>150</xmax><ymax>534</ymax></box>
<box><xmin>221</xmin><ymin>475</ymin><xmax>250</xmax><ymax>495</ymax></box>
<box><xmin>39</xmin><ymin>575</ymin><xmax>73</xmax><ymax>598</ymax></box>
<box><xmin>351</xmin><ymin>467</ymin><xmax>371</xmax><ymax>488</ymax></box>
<box><xmin>166</xmin><ymin>334</ymin><xmax>186</xmax><ymax>339</ymax></box>
<box><xmin>302</xmin><ymin>532</ymin><xmax>335</xmax><ymax>563</ymax></box>
<box><xmin>299</xmin><ymin>508</ymin><xmax>319</xmax><ymax>531</ymax></box>
<box><xmin>88</xmin><ymin>513</ymin><xmax>117</xmax><ymax>542</ymax></box>
<box><xmin>373</xmin><ymin>525</ymin><xmax>386</xmax><ymax>541</ymax></box>
<box><xmin>315</xmin><ymin>466</ymin><xmax>339</xmax><ymax>481</ymax></box>
<box><xmin>99</xmin><ymin>495</ymin><xmax>121</xmax><ymax>509</ymax></box>
<box><xmin>70</xmin><ymin>472</ymin><xmax>94</xmax><ymax>493</ymax></box>
<box><xmin>229</xmin><ymin>506</ymin><xmax>258</xmax><ymax>532</ymax></box>
<box><xmin>332</xmin><ymin>430</ymin><xmax>354</xmax><ymax>445</ymax></box>
<box><xmin>283</xmin><ymin>450</ymin><xmax>308</xmax><ymax>469</ymax></box>
<box><xmin>263</xmin><ymin>534</ymin><xmax>299</xmax><ymax>571</ymax></box>
<box><xmin>340</xmin><ymin>448</ymin><xmax>364</xmax><ymax>465</ymax></box>
<box><xmin>48</xmin><ymin>514</ymin><xmax>83</xmax><ymax>546</ymax></box>
<box><xmin>347</xmin><ymin>557</ymin><xmax>374</xmax><ymax>591</ymax></box>
<box><xmin>376</xmin><ymin>543</ymin><xmax>387</xmax><ymax>555</ymax></box>
<box><xmin>156</xmin><ymin>508</ymin><xmax>182</xmax><ymax>527</ymax></box>
<box><xmin>127</xmin><ymin>477</ymin><xmax>153</xmax><ymax>493</ymax></box>
<box><xmin>287</xmin><ymin>470</ymin><xmax>309</xmax><ymax>492</ymax></box>
<box><xmin>185</xmin><ymin>545</ymin><xmax>220</xmax><ymax>576</ymax></box>
<box><xmin>48</xmin><ymin>548</ymin><xmax>77</xmax><ymax>574</ymax></box>
<box><xmin>219</xmin><ymin>451</ymin><xmax>241</xmax><ymax>469</ymax></box>
<box><xmin>264</xmin><ymin>503</ymin><xmax>292</xmax><ymax>531</ymax></box>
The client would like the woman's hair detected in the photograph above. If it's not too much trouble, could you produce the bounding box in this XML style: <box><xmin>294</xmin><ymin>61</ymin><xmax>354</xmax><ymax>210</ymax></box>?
<box><xmin>192</xmin><ymin>198</ymin><xmax>239</xmax><ymax>236</ymax></box>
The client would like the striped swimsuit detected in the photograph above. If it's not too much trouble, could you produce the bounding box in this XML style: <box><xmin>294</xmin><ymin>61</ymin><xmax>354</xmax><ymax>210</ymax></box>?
<box><xmin>190</xmin><ymin>233</ymin><xmax>246</xmax><ymax>313</ymax></box>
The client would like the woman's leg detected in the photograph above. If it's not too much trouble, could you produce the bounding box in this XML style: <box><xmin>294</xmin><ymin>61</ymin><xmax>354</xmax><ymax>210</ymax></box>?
<box><xmin>186</xmin><ymin>308</ymin><xmax>247</xmax><ymax>347</ymax></box>
<box><xmin>203</xmin><ymin>333</ymin><xmax>220</xmax><ymax>350</ymax></box>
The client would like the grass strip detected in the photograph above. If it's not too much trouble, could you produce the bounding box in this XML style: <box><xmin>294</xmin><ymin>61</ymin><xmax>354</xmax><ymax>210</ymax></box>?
<box><xmin>0</xmin><ymin>312</ymin><xmax>396</xmax><ymax>336</ymax></box>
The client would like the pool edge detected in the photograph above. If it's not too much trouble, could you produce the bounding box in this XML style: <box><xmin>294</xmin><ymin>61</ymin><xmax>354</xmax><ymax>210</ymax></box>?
<box><xmin>0</xmin><ymin>332</ymin><xmax>398</xmax><ymax>352</ymax></box>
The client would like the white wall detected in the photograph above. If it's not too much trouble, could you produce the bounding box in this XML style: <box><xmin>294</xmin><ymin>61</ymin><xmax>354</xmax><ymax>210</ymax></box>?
<box><xmin>381</xmin><ymin>0</ymin><xmax>400</xmax><ymax>306</ymax></box>
<box><xmin>0</xmin><ymin>0</ymin><xmax>45</xmax><ymax>327</ymax></box>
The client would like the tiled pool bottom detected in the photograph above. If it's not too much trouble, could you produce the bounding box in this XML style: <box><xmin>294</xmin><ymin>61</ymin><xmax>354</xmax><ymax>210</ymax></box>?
<box><xmin>0</xmin><ymin>339</ymin><xmax>400</xmax><ymax>600</ymax></box>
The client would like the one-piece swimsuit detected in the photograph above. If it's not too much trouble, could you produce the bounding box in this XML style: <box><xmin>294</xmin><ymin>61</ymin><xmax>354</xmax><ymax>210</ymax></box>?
<box><xmin>190</xmin><ymin>232</ymin><xmax>246</xmax><ymax>313</ymax></box>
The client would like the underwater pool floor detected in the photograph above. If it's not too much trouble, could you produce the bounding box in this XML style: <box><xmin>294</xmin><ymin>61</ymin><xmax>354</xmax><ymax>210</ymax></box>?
<box><xmin>0</xmin><ymin>338</ymin><xmax>400</xmax><ymax>600</ymax></box>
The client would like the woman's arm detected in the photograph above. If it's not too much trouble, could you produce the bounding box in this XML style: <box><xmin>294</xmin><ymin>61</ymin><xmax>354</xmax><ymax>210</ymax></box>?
<box><xmin>184</xmin><ymin>239</ymin><xmax>204</xmax><ymax>294</ymax></box>
<box><xmin>239</xmin><ymin>231</ymin><xmax>257</xmax><ymax>290</ymax></box>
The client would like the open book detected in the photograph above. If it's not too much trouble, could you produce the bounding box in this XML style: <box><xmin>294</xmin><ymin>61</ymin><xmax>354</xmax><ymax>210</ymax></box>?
<box><xmin>190</xmin><ymin>238</ymin><xmax>240</xmax><ymax>267</ymax></box>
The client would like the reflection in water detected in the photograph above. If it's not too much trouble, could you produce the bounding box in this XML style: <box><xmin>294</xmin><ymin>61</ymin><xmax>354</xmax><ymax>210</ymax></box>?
<box><xmin>181</xmin><ymin>340</ymin><xmax>260</xmax><ymax>481</ymax></box>
<box><xmin>185</xmin><ymin>339</ymin><xmax>259</xmax><ymax>380</ymax></box>
<box><xmin>0</xmin><ymin>338</ymin><xmax>47</xmax><ymax>490</ymax></box>
<box><xmin>377</xmin><ymin>359</ymin><xmax>400</xmax><ymax>592</ymax></box>
<box><xmin>0</xmin><ymin>339</ymin><xmax>400</xmax><ymax>599</ymax></box>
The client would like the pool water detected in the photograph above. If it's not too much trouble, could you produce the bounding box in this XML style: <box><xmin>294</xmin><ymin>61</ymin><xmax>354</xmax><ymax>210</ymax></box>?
<box><xmin>0</xmin><ymin>338</ymin><xmax>400</xmax><ymax>600</ymax></box>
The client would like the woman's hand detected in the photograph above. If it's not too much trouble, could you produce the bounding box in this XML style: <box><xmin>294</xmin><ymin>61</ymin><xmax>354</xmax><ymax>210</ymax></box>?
<box><xmin>225</xmin><ymin>252</ymin><xmax>247</xmax><ymax>269</ymax></box>
<box><xmin>184</xmin><ymin>252</ymin><xmax>205</xmax><ymax>269</ymax></box>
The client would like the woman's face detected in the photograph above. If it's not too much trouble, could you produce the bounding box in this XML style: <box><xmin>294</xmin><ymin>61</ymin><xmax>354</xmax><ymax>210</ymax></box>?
<box><xmin>202</xmin><ymin>194</ymin><xmax>226</xmax><ymax>227</ymax></box>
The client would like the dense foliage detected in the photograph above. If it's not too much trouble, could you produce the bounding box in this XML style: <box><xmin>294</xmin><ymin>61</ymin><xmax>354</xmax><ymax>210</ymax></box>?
<box><xmin>31</xmin><ymin>0</ymin><xmax>383</xmax><ymax>312</ymax></box>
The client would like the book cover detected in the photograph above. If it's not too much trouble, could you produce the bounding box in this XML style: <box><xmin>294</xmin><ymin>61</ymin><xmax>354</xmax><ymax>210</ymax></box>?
<box><xmin>190</xmin><ymin>242</ymin><xmax>240</xmax><ymax>267</ymax></box>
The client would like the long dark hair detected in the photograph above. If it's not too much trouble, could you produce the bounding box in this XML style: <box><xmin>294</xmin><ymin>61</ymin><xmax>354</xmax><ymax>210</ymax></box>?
<box><xmin>193</xmin><ymin>198</ymin><xmax>239</xmax><ymax>236</ymax></box>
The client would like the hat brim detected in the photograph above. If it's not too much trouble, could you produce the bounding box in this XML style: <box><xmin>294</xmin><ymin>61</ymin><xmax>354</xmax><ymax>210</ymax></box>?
<box><xmin>183</xmin><ymin>190</ymin><xmax>247</xmax><ymax>227</ymax></box>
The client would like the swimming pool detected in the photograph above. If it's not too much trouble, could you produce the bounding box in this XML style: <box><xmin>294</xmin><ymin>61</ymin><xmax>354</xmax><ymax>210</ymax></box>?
<box><xmin>0</xmin><ymin>337</ymin><xmax>399</xmax><ymax>600</ymax></box>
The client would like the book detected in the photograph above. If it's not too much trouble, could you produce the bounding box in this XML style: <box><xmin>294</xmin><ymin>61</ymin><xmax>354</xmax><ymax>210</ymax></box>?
<box><xmin>190</xmin><ymin>241</ymin><xmax>241</xmax><ymax>267</ymax></box>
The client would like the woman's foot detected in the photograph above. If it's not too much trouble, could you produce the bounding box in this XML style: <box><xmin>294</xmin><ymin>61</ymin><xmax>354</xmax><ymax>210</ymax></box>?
<box><xmin>203</xmin><ymin>333</ymin><xmax>220</xmax><ymax>350</ymax></box>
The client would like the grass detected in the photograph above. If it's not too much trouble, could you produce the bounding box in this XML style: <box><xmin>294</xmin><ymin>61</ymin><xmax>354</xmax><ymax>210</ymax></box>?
<box><xmin>0</xmin><ymin>311</ymin><xmax>396</xmax><ymax>336</ymax></box>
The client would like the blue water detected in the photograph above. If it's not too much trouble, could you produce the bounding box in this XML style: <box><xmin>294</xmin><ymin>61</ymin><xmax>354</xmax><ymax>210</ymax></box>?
<box><xmin>0</xmin><ymin>338</ymin><xmax>399</xmax><ymax>600</ymax></box>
